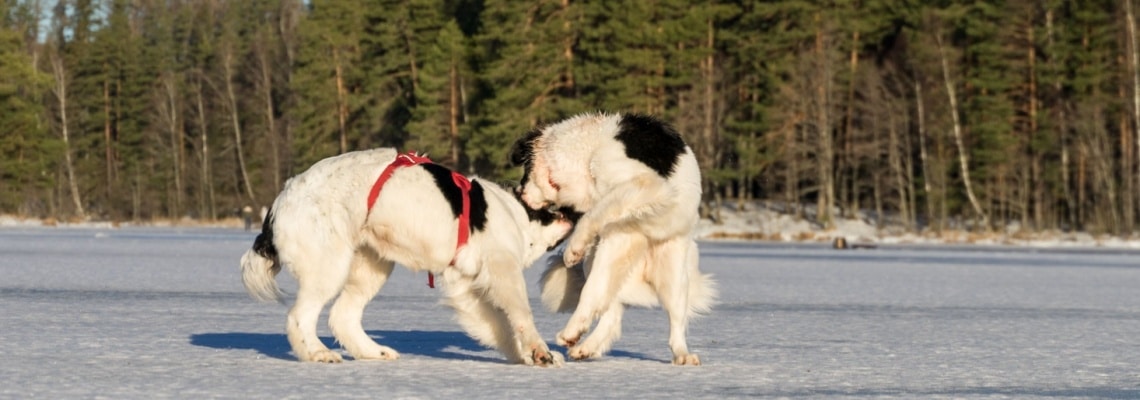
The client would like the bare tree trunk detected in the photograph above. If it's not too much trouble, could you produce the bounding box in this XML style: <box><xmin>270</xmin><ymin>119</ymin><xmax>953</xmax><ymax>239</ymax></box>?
<box><xmin>935</xmin><ymin>32</ymin><xmax>988</xmax><ymax>230</ymax></box>
<box><xmin>279</xmin><ymin>0</ymin><xmax>300</xmax><ymax>176</ymax></box>
<box><xmin>257</xmin><ymin>40</ymin><xmax>281</xmax><ymax>194</ymax></box>
<box><xmin>903</xmin><ymin>110</ymin><xmax>917</xmax><ymax>229</ymax></box>
<box><xmin>814</xmin><ymin>12</ymin><xmax>836</xmax><ymax>227</ymax></box>
<box><xmin>222</xmin><ymin>50</ymin><xmax>256</xmax><ymax>203</ymax></box>
<box><xmin>1122</xmin><ymin>91</ymin><xmax>1135</xmax><ymax>233</ymax></box>
<box><xmin>102</xmin><ymin>75</ymin><xmax>115</xmax><ymax>210</ymax></box>
<box><xmin>449</xmin><ymin>63</ymin><xmax>461</xmax><ymax>168</ymax></box>
<box><xmin>915</xmin><ymin>80</ymin><xmax>935</xmax><ymax>232</ymax></box>
<box><xmin>1026</xmin><ymin>22</ymin><xmax>1038</xmax><ymax>229</ymax></box>
<box><xmin>161</xmin><ymin>74</ymin><xmax>183</xmax><ymax>218</ymax></box>
<box><xmin>1127</xmin><ymin>0</ymin><xmax>1140</xmax><ymax>232</ymax></box>
<box><xmin>1087</xmin><ymin>106</ymin><xmax>1119</xmax><ymax>233</ymax></box>
<box><xmin>872</xmin><ymin>119</ymin><xmax>883</xmax><ymax>228</ymax></box>
<box><xmin>791</xmin><ymin>126</ymin><xmax>804</xmax><ymax>220</ymax></box>
<box><xmin>1077</xmin><ymin>143</ymin><xmax>1087</xmax><ymax>229</ymax></box>
<box><xmin>333</xmin><ymin>47</ymin><xmax>348</xmax><ymax>154</ymax></box>
<box><xmin>842</xmin><ymin>30</ymin><xmax>860</xmax><ymax>219</ymax></box>
<box><xmin>1044</xmin><ymin>8</ymin><xmax>1075</xmax><ymax>230</ymax></box>
<box><xmin>403</xmin><ymin>22</ymin><xmax>419</xmax><ymax>95</ymax></box>
<box><xmin>561</xmin><ymin>0</ymin><xmax>574</xmax><ymax>93</ymax></box>
<box><xmin>195</xmin><ymin>77</ymin><xmax>214</xmax><ymax>219</ymax></box>
<box><xmin>888</xmin><ymin>103</ymin><xmax>908</xmax><ymax>230</ymax></box>
<box><xmin>703</xmin><ymin>15</ymin><xmax>718</xmax><ymax>218</ymax></box>
<box><xmin>50</xmin><ymin>53</ymin><xmax>86</xmax><ymax>220</ymax></box>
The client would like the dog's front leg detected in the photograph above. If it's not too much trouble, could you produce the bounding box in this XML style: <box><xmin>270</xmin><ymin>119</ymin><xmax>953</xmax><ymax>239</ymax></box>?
<box><xmin>563</xmin><ymin>175</ymin><xmax>669</xmax><ymax>266</ymax></box>
<box><xmin>478</xmin><ymin>254</ymin><xmax>564</xmax><ymax>367</ymax></box>
<box><xmin>557</xmin><ymin>232</ymin><xmax>646</xmax><ymax>350</ymax></box>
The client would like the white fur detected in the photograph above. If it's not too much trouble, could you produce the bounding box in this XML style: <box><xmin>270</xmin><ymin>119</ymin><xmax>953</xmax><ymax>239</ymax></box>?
<box><xmin>240</xmin><ymin>148</ymin><xmax>570</xmax><ymax>366</ymax></box>
<box><xmin>519</xmin><ymin>112</ymin><xmax>716</xmax><ymax>365</ymax></box>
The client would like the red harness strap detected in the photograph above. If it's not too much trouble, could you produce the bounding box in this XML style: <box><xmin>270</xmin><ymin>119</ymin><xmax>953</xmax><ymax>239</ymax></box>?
<box><xmin>366</xmin><ymin>152</ymin><xmax>471</xmax><ymax>289</ymax></box>
<box><xmin>367</xmin><ymin>152</ymin><xmax>433</xmax><ymax>213</ymax></box>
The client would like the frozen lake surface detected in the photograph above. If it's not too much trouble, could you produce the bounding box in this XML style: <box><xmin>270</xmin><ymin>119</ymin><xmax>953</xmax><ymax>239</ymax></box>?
<box><xmin>1</xmin><ymin>227</ymin><xmax>1138</xmax><ymax>399</ymax></box>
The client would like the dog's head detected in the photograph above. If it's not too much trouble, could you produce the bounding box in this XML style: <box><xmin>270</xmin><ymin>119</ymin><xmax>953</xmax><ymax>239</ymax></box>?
<box><xmin>509</xmin><ymin>127</ymin><xmax>561</xmax><ymax>211</ymax></box>
<box><xmin>519</xmin><ymin>203</ymin><xmax>580</xmax><ymax>264</ymax></box>
<box><xmin>511</xmin><ymin>113</ymin><xmax>620</xmax><ymax>213</ymax></box>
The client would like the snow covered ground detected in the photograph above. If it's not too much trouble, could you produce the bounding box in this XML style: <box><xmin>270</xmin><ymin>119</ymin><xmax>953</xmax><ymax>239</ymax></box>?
<box><xmin>2</xmin><ymin>226</ymin><xmax>1139</xmax><ymax>399</ymax></box>
<box><xmin>696</xmin><ymin>201</ymin><xmax>1140</xmax><ymax>249</ymax></box>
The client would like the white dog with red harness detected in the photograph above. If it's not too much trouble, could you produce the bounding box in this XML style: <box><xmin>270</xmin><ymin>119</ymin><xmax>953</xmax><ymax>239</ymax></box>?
<box><xmin>511</xmin><ymin>112</ymin><xmax>716</xmax><ymax>365</ymax></box>
<box><xmin>240</xmin><ymin>148</ymin><xmax>573</xmax><ymax>366</ymax></box>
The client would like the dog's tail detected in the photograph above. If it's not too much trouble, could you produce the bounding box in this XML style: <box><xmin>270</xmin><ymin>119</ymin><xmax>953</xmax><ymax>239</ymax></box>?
<box><xmin>539</xmin><ymin>255</ymin><xmax>584</xmax><ymax>313</ymax></box>
<box><xmin>240</xmin><ymin>208</ymin><xmax>285</xmax><ymax>303</ymax></box>
<box><xmin>685</xmin><ymin>239</ymin><xmax>717</xmax><ymax>316</ymax></box>
<box><xmin>687</xmin><ymin>271</ymin><xmax>717</xmax><ymax>316</ymax></box>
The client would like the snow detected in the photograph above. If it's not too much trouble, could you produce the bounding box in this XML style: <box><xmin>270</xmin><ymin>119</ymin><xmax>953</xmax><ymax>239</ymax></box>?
<box><xmin>2</xmin><ymin>222</ymin><xmax>1140</xmax><ymax>399</ymax></box>
<box><xmin>698</xmin><ymin>201</ymin><xmax>1140</xmax><ymax>249</ymax></box>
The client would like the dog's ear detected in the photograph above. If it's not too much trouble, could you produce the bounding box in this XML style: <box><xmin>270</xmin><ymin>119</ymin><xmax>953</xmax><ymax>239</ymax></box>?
<box><xmin>509</xmin><ymin>128</ymin><xmax>543</xmax><ymax>167</ymax></box>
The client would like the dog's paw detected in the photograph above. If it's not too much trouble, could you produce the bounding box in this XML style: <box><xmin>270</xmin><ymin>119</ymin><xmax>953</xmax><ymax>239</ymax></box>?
<box><xmin>561</xmin><ymin>231</ymin><xmax>592</xmax><ymax>266</ymax></box>
<box><xmin>567</xmin><ymin>345</ymin><xmax>601</xmax><ymax>361</ymax></box>
<box><xmin>562</xmin><ymin>239</ymin><xmax>588</xmax><ymax>267</ymax></box>
<box><xmin>355</xmin><ymin>345</ymin><xmax>400</xmax><ymax>361</ymax></box>
<box><xmin>530</xmin><ymin>349</ymin><xmax>564</xmax><ymax>367</ymax></box>
<box><xmin>672</xmin><ymin>353</ymin><xmax>701</xmax><ymax>366</ymax></box>
<box><xmin>562</xmin><ymin>249</ymin><xmax>583</xmax><ymax>267</ymax></box>
<box><xmin>305</xmin><ymin>349</ymin><xmax>344</xmax><ymax>363</ymax></box>
<box><xmin>556</xmin><ymin>329</ymin><xmax>583</xmax><ymax>347</ymax></box>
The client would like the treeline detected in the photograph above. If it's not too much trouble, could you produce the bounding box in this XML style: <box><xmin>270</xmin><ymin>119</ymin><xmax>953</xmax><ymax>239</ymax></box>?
<box><xmin>1</xmin><ymin>0</ymin><xmax>1139</xmax><ymax>235</ymax></box>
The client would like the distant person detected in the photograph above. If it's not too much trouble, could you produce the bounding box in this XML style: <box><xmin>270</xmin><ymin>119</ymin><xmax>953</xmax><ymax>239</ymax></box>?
<box><xmin>242</xmin><ymin>205</ymin><xmax>254</xmax><ymax>231</ymax></box>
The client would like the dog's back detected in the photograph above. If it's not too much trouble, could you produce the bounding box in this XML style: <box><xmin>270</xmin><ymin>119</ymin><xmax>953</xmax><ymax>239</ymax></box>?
<box><xmin>240</xmin><ymin>148</ymin><xmax>398</xmax><ymax>304</ymax></box>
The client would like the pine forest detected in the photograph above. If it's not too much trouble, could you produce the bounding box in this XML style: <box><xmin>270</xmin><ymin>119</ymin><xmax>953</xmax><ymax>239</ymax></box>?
<box><xmin>2</xmin><ymin>0</ymin><xmax>1140</xmax><ymax>237</ymax></box>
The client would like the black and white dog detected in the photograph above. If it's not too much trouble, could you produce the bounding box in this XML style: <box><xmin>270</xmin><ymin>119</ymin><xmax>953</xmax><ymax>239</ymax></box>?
<box><xmin>511</xmin><ymin>112</ymin><xmax>716</xmax><ymax>365</ymax></box>
<box><xmin>240</xmin><ymin>148</ymin><xmax>572</xmax><ymax>366</ymax></box>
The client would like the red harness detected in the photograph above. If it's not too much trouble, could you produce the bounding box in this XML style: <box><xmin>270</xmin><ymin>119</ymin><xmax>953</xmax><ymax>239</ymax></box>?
<box><xmin>366</xmin><ymin>152</ymin><xmax>471</xmax><ymax>288</ymax></box>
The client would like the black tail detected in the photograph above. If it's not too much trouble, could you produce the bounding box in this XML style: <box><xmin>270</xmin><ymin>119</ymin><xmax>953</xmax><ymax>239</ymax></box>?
<box><xmin>251</xmin><ymin>207</ymin><xmax>277</xmax><ymax>261</ymax></box>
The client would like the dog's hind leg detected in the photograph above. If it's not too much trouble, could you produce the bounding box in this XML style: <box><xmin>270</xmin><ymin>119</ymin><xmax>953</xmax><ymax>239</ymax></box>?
<box><xmin>329</xmin><ymin>249</ymin><xmax>399</xmax><ymax>361</ymax></box>
<box><xmin>286</xmin><ymin>245</ymin><xmax>352</xmax><ymax>363</ymax></box>
<box><xmin>653</xmin><ymin>238</ymin><xmax>701</xmax><ymax>366</ymax></box>
<box><xmin>567</xmin><ymin>301</ymin><xmax>624</xmax><ymax>361</ymax></box>
<box><xmin>556</xmin><ymin>232</ymin><xmax>646</xmax><ymax>349</ymax></box>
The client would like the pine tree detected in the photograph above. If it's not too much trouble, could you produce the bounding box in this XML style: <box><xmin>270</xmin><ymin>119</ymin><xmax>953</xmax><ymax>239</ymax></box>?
<box><xmin>469</xmin><ymin>0</ymin><xmax>581</xmax><ymax>178</ymax></box>
<box><xmin>291</xmin><ymin>0</ymin><xmax>368</xmax><ymax>169</ymax></box>
<box><xmin>1065</xmin><ymin>0</ymin><xmax>1121</xmax><ymax>232</ymax></box>
<box><xmin>92</xmin><ymin>0</ymin><xmax>148</xmax><ymax>220</ymax></box>
<box><xmin>0</xmin><ymin>1</ymin><xmax>58</xmax><ymax>215</ymax></box>
<box><xmin>577</xmin><ymin>1</ymin><xmax>668</xmax><ymax>114</ymax></box>
<box><xmin>406</xmin><ymin>18</ymin><xmax>466</xmax><ymax>168</ymax></box>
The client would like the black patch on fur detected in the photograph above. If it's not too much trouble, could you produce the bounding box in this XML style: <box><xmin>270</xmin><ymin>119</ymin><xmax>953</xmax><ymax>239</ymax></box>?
<box><xmin>615</xmin><ymin>114</ymin><xmax>687</xmax><ymax>178</ymax></box>
<box><xmin>509</xmin><ymin>190</ymin><xmax>579</xmax><ymax>251</ymax></box>
<box><xmin>422</xmin><ymin>163</ymin><xmax>487</xmax><ymax>234</ymax></box>
<box><xmin>555</xmin><ymin>206</ymin><xmax>583</xmax><ymax>224</ymax></box>
<box><xmin>468</xmin><ymin>180</ymin><xmax>488</xmax><ymax>232</ymax></box>
<box><xmin>251</xmin><ymin>207</ymin><xmax>277</xmax><ymax>261</ymax></box>
<box><xmin>509</xmin><ymin>128</ymin><xmax>544</xmax><ymax>188</ymax></box>
<box><xmin>512</xmin><ymin>188</ymin><xmax>582</xmax><ymax>226</ymax></box>
<box><xmin>509</xmin><ymin>128</ymin><xmax>543</xmax><ymax>168</ymax></box>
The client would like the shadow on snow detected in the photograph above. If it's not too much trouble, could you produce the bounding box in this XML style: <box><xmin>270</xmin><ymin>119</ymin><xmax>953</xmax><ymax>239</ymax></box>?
<box><xmin>189</xmin><ymin>330</ymin><xmax>656</xmax><ymax>363</ymax></box>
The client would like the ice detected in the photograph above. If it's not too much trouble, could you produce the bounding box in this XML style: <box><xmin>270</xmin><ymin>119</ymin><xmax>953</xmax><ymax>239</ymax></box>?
<box><xmin>1</xmin><ymin>227</ymin><xmax>1139</xmax><ymax>399</ymax></box>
